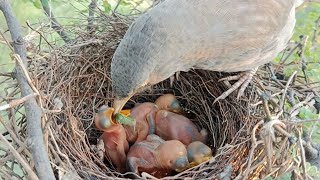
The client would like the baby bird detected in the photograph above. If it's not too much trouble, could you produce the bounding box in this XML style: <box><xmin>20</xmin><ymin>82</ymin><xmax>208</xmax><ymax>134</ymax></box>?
<box><xmin>153</xmin><ymin>110</ymin><xmax>207</xmax><ymax>145</ymax></box>
<box><xmin>94</xmin><ymin>105</ymin><xmax>129</xmax><ymax>172</ymax></box>
<box><xmin>124</xmin><ymin>102</ymin><xmax>159</xmax><ymax>143</ymax></box>
<box><xmin>126</xmin><ymin>134</ymin><xmax>189</xmax><ymax>178</ymax></box>
<box><xmin>155</xmin><ymin>94</ymin><xmax>183</xmax><ymax>113</ymax></box>
<box><xmin>187</xmin><ymin>141</ymin><xmax>212</xmax><ymax>166</ymax></box>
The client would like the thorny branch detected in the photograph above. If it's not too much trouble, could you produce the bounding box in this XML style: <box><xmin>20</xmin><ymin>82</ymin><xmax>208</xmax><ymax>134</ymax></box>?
<box><xmin>0</xmin><ymin>0</ymin><xmax>55</xmax><ymax>179</ymax></box>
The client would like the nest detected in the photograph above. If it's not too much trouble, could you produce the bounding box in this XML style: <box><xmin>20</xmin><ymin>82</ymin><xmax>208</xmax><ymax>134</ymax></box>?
<box><xmin>1</xmin><ymin>2</ymin><xmax>319</xmax><ymax>180</ymax></box>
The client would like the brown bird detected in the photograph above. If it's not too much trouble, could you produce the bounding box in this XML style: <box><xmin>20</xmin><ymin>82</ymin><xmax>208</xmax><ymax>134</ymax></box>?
<box><xmin>111</xmin><ymin>0</ymin><xmax>311</xmax><ymax>113</ymax></box>
<box><xmin>153</xmin><ymin>110</ymin><xmax>207</xmax><ymax>145</ymax></box>
<box><xmin>154</xmin><ymin>94</ymin><xmax>183</xmax><ymax>113</ymax></box>
<box><xmin>126</xmin><ymin>134</ymin><xmax>189</xmax><ymax>178</ymax></box>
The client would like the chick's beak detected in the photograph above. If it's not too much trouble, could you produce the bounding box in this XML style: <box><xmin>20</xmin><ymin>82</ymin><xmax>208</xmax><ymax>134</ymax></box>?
<box><xmin>174</xmin><ymin>156</ymin><xmax>189</xmax><ymax>172</ymax></box>
<box><xmin>113</xmin><ymin>96</ymin><xmax>132</xmax><ymax>114</ymax></box>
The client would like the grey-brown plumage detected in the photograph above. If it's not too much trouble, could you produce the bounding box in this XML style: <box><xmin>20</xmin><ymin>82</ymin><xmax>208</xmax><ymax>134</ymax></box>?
<box><xmin>111</xmin><ymin>0</ymin><xmax>304</xmax><ymax>112</ymax></box>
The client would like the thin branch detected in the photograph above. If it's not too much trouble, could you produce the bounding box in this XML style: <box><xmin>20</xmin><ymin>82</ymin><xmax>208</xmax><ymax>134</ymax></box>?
<box><xmin>311</xmin><ymin>15</ymin><xmax>320</xmax><ymax>50</ymax></box>
<box><xmin>298</xmin><ymin>36</ymin><xmax>309</xmax><ymax>83</ymax></box>
<box><xmin>87</xmin><ymin>0</ymin><xmax>97</xmax><ymax>32</ymax></box>
<box><xmin>0</xmin><ymin>93</ymin><xmax>37</xmax><ymax>111</ymax></box>
<box><xmin>298</xmin><ymin>131</ymin><xmax>307</xmax><ymax>180</ymax></box>
<box><xmin>279</xmin><ymin>71</ymin><xmax>297</xmax><ymax>110</ymax></box>
<box><xmin>0</xmin><ymin>133</ymin><xmax>39</xmax><ymax>180</ymax></box>
<box><xmin>0</xmin><ymin>0</ymin><xmax>55</xmax><ymax>179</ymax></box>
<box><xmin>0</xmin><ymin>115</ymin><xmax>32</xmax><ymax>159</ymax></box>
<box><xmin>40</xmin><ymin>0</ymin><xmax>71</xmax><ymax>43</ymax></box>
<box><xmin>113</xmin><ymin>0</ymin><xmax>122</xmax><ymax>14</ymax></box>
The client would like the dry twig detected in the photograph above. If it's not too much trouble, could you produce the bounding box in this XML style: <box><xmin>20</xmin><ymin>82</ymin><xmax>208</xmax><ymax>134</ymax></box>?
<box><xmin>0</xmin><ymin>133</ymin><xmax>39</xmax><ymax>180</ymax></box>
<box><xmin>0</xmin><ymin>0</ymin><xmax>55</xmax><ymax>179</ymax></box>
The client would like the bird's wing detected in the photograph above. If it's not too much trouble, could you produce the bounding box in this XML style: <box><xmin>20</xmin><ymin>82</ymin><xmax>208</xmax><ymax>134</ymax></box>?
<box><xmin>117</xmin><ymin>0</ymin><xmax>296</xmax><ymax>73</ymax></box>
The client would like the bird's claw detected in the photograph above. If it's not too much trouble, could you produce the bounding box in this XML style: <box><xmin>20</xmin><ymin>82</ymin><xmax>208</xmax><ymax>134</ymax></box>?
<box><xmin>169</xmin><ymin>71</ymin><xmax>180</xmax><ymax>87</ymax></box>
<box><xmin>92</xmin><ymin>138</ymin><xmax>105</xmax><ymax>160</ymax></box>
<box><xmin>214</xmin><ymin>68</ymin><xmax>258</xmax><ymax>103</ymax></box>
<box><xmin>218</xmin><ymin>74</ymin><xmax>242</xmax><ymax>82</ymax></box>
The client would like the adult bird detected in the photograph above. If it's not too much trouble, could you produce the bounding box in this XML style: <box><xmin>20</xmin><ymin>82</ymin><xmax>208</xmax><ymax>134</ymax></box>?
<box><xmin>111</xmin><ymin>0</ymin><xmax>314</xmax><ymax>113</ymax></box>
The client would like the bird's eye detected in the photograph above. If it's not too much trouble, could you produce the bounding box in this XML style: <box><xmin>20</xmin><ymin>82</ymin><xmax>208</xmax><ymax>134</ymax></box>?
<box><xmin>99</xmin><ymin>117</ymin><xmax>111</xmax><ymax>129</ymax></box>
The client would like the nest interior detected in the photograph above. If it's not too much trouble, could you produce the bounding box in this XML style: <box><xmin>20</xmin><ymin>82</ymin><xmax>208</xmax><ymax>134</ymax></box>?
<box><xmin>17</xmin><ymin>6</ymin><xmax>316</xmax><ymax>180</ymax></box>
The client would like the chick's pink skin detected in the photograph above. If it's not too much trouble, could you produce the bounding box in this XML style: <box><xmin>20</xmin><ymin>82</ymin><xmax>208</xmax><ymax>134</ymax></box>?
<box><xmin>124</xmin><ymin>102</ymin><xmax>158</xmax><ymax>143</ymax></box>
<box><xmin>155</xmin><ymin>94</ymin><xmax>182</xmax><ymax>113</ymax></box>
<box><xmin>94</xmin><ymin>107</ymin><xmax>129</xmax><ymax>172</ymax></box>
<box><xmin>100</xmin><ymin>125</ymin><xmax>129</xmax><ymax>172</ymax></box>
<box><xmin>126</xmin><ymin>135</ymin><xmax>188</xmax><ymax>178</ymax></box>
<box><xmin>154</xmin><ymin>110</ymin><xmax>207</xmax><ymax>145</ymax></box>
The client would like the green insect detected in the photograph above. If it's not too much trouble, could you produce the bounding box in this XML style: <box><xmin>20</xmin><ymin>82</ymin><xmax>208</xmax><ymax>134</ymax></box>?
<box><xmin>115</xmin><ymin>113</ymin><xmax>136</xmax><ymax>126</ymax></box>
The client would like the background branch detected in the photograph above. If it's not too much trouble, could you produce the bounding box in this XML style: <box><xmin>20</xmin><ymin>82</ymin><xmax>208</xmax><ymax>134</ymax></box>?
<box><xmin>87</xmin><ymin>0</ymin><xmax>97</xmax><ymax>32</ymax></box>
<box><xmin>0</xmin><ymin>133</ymin><xmax>39</xmax><ymax>180</ymax></box>
<box><xmin>40</xmin><ymin>0</ymin><xmax>71</xmax><ymax>43</ymax></box>
<box><xmin>0</xmin><ymin>0</ymin><xmax>55</xmax><ymax>179</ymax></box>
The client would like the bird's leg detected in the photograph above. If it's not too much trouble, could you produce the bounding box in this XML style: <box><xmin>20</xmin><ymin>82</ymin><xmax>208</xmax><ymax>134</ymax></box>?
<box><xmin>175</xmin><ymin>71</ymin><xmax>180</xmax><ymax>81</ymax></box>
<box><xmin>96</xmin><ymin>138</ymin><xmax>105</xmax><ymax>160</ymax></box>
<box><xmin>214</xmin><ymin>68</ymin><xmax>258</xmax><ymax>103</ymax></box>
<box><xmin>169</xmin><ymin>71</ymin><xmax>180</xmax><ymax>87</ymax></box>
<box><xmin>169</xmin><ymin>76</ymin><xmax>175</xmax><ymax>87</ymax></box>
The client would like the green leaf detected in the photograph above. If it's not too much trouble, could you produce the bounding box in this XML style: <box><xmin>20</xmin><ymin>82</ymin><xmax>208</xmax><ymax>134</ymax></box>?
<box><xmin>306</xmin><ymin>162</ymin><xmax>320</xmax><ymax>177</ymax></box>
<box><xmin>298</xmin><ymin>107</ymin><xmax>318</xmax><ymax>120</ymax></box>
<box><xmin>33</xmin><ymin>0</ymin><xmax>42</xmax><ymax>9</ymax></box>
<box><xmin>40</xmin><ymin>0</ymin><xmax>49</xmax><ymax>8</ymax></box>
<box><xmin>121</xmin><ymin>0</ymin><xmax>132</xmax><ymax>6</ymax></box>
<box><xmin>102</xmin><ymin>0</ymin><xmax>112</xmax><ymax>14</ymax></box>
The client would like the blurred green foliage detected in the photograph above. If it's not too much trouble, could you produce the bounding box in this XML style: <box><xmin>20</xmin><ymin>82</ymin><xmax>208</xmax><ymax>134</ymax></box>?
<box><xmin>0</xmin><ymin>0</ymin><xmax>151</xmax><ymax>72</ymax></box>
<box><xmin>275</xmin><ymin>3</ymin><xmax>320</xmax><ymax>145</ymax></box>
<box><xmin>275</xmin><ymin>3</ymin><xmax>320</xmax><ymax>81</ymax></box>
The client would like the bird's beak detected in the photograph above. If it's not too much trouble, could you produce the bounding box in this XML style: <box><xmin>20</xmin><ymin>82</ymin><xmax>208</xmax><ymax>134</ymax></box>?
<box><xmin>113</xmin><ymin>95</ymin><xmax>132</xmax><ymax>114</ymax></box>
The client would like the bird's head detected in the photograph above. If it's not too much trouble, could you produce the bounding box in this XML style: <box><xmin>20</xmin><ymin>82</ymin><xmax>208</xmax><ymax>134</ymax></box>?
<box><xmin>111</xmin><ymin>12</ymin><xmax>183</xmax><ymax>114</ymax></box>
<box><xmin>111</xmin><ymin>37</ymin><xmax>168</xmax><ymax>113</ymax></box>
<box><xmin>155</xmin><ymin>140</ymin><xmax>189</xmax><ymax>171</ymax></box>
<box><xmin>111</xmin><ymin>48</ymin><xmax>159</xmax><ymax>114</ymax></box>
<box><xmin>187</xmin><ymin>141</ymin><xmax>212</xmax><ymax>165</ymax></box>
